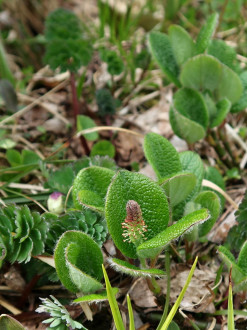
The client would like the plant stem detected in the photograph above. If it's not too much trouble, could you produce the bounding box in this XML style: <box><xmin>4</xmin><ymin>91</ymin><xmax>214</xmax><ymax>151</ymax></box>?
<box><xmin>70</xmin><ymin>71</ymin><xmax>80</xmax><ymax>122</ymax></box>
<box><xmin>70</xmin><ymin>71</ymin><xmax>90</xmax><ymax>155</ymax></box>
<box><xmin>156</xmin><ymin>250</ymin><xmax>171</xmax><ymax>330</ymax></box>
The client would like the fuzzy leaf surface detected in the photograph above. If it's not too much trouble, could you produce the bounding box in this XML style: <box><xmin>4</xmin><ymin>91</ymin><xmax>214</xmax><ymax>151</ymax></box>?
<box><xmin>72</xmin><ymin>166</ymin><xmax>115</xmax><ymax>210</ymax></box>
<box><xmin>144</xmin><ymin>132</ymin><xmax>181</xmax><ymax>180</ymax></box>
<box><xmin>54</xmin><ymin>231</ymin><xmax>103</xmax><ymax>293</ymax></box>
<box><xmin>168</xmin><ymin>25</ymin><xmax>195</xmax><ymax>65</ymax></box>
<box><xmin>237</xmin><ymin>241</ymin><xmax>247</xmax><ymax>274</ymax></box>
<box><xmin>109</xmin><ymin>258</ymin><xmax>166</xmax><ymax>277</ymax></box>
<box><xmin>137</xmin><ymin>209</ymin><xmax>209</xmax><ymax>259</ymax></box>
<box><xmin>105</xmin><ymin>170</ymin><xmax>169</xmax><ymax>258</ymax></box>
<box><xmin>209</xmin><ymin>98</ymin><xmax>231</xmax><ymax>128</ymax></box>
<box><xmin>173</xmin><ymin>87</ymin><xmax>209</xmax><ymax>129</ymax></box>
<box><xmin>160</xmin><ymin>172</ymin><xmax>197</xmax><ymax>207</ymax></box>
<box><xmin>180</xmin><ymin>55</ymin><xmax>242</xmax><ymax>103</ymax></box>
<box><xmin>196</xmin><ymin>13</ymin><xmax>218</xmax><ymax>53</ymax></box>
<box><xmin>148</xmin><ymin>31</ymin><xmax>180</xmax><ymax>86</ymax></box>
<box><xmin>195</xmin><ymin>191</ymin><xmax>221</xmax><ymax>237</ymax></box>
<box><xmin>74</xmin><ymin>289</ymin><xmax>119</xmax><ymax>304</ymax></box>
<box><xmin>169</xmin><ymin>107</ymin><xmax>206</xmax><ymax>143</ymax></box>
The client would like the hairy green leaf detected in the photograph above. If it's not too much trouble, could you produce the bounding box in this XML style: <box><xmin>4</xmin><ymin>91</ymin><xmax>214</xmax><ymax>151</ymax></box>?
<box><xmin>180</xmin><ymin>55</ymin><xmax>243</xmax><ymax>103</ymax></box>
<box><xmin>169</xmin><ymin>107</ymin><xmax>206</xmax><ymax>143</ymax></box>
<box><xmin>195</xmin><ymin>191</ymin><xmax>220</xmax><ymax>237</ymax></box>
<box><xmin>160</xmin><ymin>172</ymin><xmax>197</xmax><ymax>207</ymax></box>
<box><xmin>196</xmin><ymin>13</ymin><xmax>218</xmax><ymax>53</ymax></box>
<box><xmin>148</xmin><ymin>31</ymin><xmax>181</xmax><ymax>87</ymax></box>
<box><xmin>54</xmin><ymin>231</ymin><xmax>103</xmax><ymax>293</ymax></box>
<box><xmin>173</xmin><ymin>87</ymin><xmax>209</xmax><ymax>129</ymax></box>
<box><xmin>0</xmin><ymin>314</ymin><xmax>25</xmax><ymax>330</ymax></box>
<box><xmin>209</xmin><ymin>98</ymin><xmax>231</xmax><ymax>128</ymax></box>
<box><xmin>72</xmin><ymin>166</ymin><xmax>115</xmax><ymax>210</ymax></box>
<box><xmin>137</xmin><ymin>209</ymin><xmax>209</xmax><ymax>259</ymax></box>
<box><xmin>105</xmin><ymin>170</ymin><xmax>169</xmax><ymax>258</ymax></box>
<box><xmin>108</xmin><ymin>258</ymin><xmax>166</xmax><ymax>277</ymax></box>
<box><xmin>144</xmin><ymin>132</ymin><xmax>181</xmax><ymax>180</ymax></box>
<box><xmin>74</xmin><ymin>289</ymin><xmax>119</xmax><ymax>304</ymax></box>
<box><xmin>168</xmin><ymin>25</ymin><xmax>195</xmax><ymax>65</ymax></box>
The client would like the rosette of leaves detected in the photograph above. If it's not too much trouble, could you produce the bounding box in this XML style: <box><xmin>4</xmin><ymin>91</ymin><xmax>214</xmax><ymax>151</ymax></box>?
<box><xmin>95</xmin><ymin>88</ymin><xmax>116</xmax><ymax>117</ymax></box>
<box><xmin>44</xmin><ymin>210</ymin><xmax>108</xmax><ymax>254</ymax></box>
<box><xmin>44</xmin><ymin>8</ymin><xmax>92</xmax><ymax>72</ymax></box>
<box><xmin>99</xmin><ymin>49</ymin><xmax>124</xmax><ymax>76</ymax></box>
<box><xmin>0</xmin><ymin>204</ymin><xmax>47</xmax><ymax>266</ymax></box>
<box><xmin>148</xmin><ymin>13</ymin><xmax>244</xmax><ymax>143</ymax></box>
<box><xmin>218</xmin><ymin>241</ymin><xmax>247</xmax><ymax>292</ymax></box>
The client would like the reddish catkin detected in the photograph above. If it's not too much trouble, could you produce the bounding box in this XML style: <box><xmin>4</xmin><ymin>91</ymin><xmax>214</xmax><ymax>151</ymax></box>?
<box><xmin>122</xmin><ymin>200</ymin><xmax>147</xmax><ymax>244</ymax></box>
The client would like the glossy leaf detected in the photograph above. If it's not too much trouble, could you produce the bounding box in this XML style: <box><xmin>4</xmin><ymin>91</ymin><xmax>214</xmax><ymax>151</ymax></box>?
<box><xmin>196</xmin><ymin>13</ymin><xmax>218</xmax><ymax>53</ymax></box>
<box><xmin>137</xmin><ymin>209</ymin><xmax>209</xmax><ymax>259</ymax></box>
<box><xmin>160</xmin><ymin>172</ymin><xmax>197</xmax><ymax>207</ymax></box>
<box><xmin>168</xmin><ymin>25</ymin><xmax>195</xmax><ymax>65</ymax></box>
<box><xmin>105</xmin><ymin>170</ymin><xmax>169</xmax><ymax>258</ymax></box>
<box><xmin>72</xmin><ymin>166</ymin><xmax>115</xmax><ymax>210</ymax></box>
<box><xmin>109</xmin><ymin>258</ymin><xmax>166</xmax><ymax>277</ymax></box>
<box><xmin>54</xmin><ymin>231</ymin><xmax>103</xmax><ymax>293</ymax></box>
<box><xmin>148</xmin><ymin>31</ymin><xmax>180</xmax><ymax>87</ymax></box>
<box><xmin>144</xmin><ymin>132</ymin><xmax>181</xmax><ymax>180</ymax></box>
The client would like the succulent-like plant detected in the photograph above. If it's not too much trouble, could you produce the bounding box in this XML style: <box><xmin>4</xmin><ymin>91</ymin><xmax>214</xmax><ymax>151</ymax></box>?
<box><xmin>0</xmin><ymin>204</ymin><xmax>47</xmax><ymax>266</ymax></box>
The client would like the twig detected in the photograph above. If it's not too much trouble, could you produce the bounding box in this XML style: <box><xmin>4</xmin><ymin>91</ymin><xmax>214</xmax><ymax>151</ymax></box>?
<box><xmin>202</xmin><ymin>179</ymin><xmax>238</xmax><ymax>210</ymax></box>
<box><xmin>76</xmin><ymin>126</ymin><xmax>144</xmax><ymax>138</ymax></box>
<box><xmin>0</xmin><ymin>295</ymin><xmax>22</xmax><ymax>315</ymax></box>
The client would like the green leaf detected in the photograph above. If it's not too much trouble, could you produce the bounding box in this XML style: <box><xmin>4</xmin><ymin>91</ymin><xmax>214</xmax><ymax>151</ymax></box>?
<box><xmin>168</xmin><ymin>25</ymin><xmax>195</xmax><ymax>66</ymax></box>
<box><xmin>160</xmin><ymin>172</ymin><xmax>197</xmax><ymax>207</ymax></box>
<box><xmin>228</xmin><ymin>280</ymin><xmax>235</xmax><ymax>330</ymax></box>
<box><xmin>143</xmin><ymin>132</ymin><xmax>182</xmax><ymax>180</ymax></box>
<box><xmin>102</xmin><ymin>264</ymin><xmax>125</xmax><ymax>330</ymax></box>
<box><xmin>169</xmin><ymin>107</ymin><xmax>206</xmax><ymax>143</ymax></box>
<box><xmin>6</xmin><ymin>149</ymin><xmax>22</xmax><ymax>167</ymax></box>
<box><xmin>72</xmin><ymin>166</ymin><xmax>115</xmax><ymax>210</ymax></box>
<box><xmin>217</xmin><ymin>245</ymin><xmax>245</xmax><ymax>284</ymax></box>
<box><xmin>148</xmin><ymin>31</ymin><xmax>181</xmax><ymax>87</ymax></box>
<box><xmin>164</xmin><ymin>0</ymin><xmax>180</xmax><ymax>20</ymax></box>
<box><xmin>105</xmin><ymin>170</ymin><xmax>169</xmax><ymax>258</ymax></box>
<box><xmin>180</xmin><ymin>55</ymin><xmax>243</xmax><ymax>103</ymax></box>
<box><xmin>74</xmin><ymin>289</ymin><xmax>119</xmax><ymax>304</ymax></box>
<box><xmin>77</xmin><ymin>115</ymin><xmax>99</xmax><ymax>141</ymax></box>
<box><xmin>208</xmin><ymin>39</ymin><xmax>237</xmax><ymax>70</ymax></box>
<box><xmin>173</xmin><ymin>87</ymin><xmax>209</xmax><ymax>129</ymax></box>
<box><xmin>127</xmin><ymin>295</ymin><xmax>135</xmax><ymax>330</ymax></box>
<box><xmin>237</xmin><ymin>241</ymin><xmax>247</xmax><ymax>274</ymax></box>
<box><xmin>22</xmin><ymin>150</ymin><xmax>40</xmax><ymax>165</ymax></box>
<box><xmin>0</xmin><ymin>138</ymin><xmax>16</xmax><ymax>149</ymax></box>
<box><xmin>137</xmin><ymin>209</ymin><xmax>209</xmax><ymax>259</ymax></box>
<box><xmin>195</xmin><ymin>191</ymin><xmax>221</xmax><ymax>237</ymax></box>
<box><xmin>0</xmin><ymin>314</ymin><xmax>25</xmax><ymax>329</ymax></box>
<box><xmin>231</xmin><ymin>71</ymin><xmax>247</xmax><ymax>113</ymax></box>
<box><xmin>209</xmin><ymin>98</ymin><xmax>231</xmax><ymax>128</ymax></box>
<box><xmin>161</xmin><ymin>257</ymin><xmax>198</xmax><ymax>330</ymax></box>
<box><xmin>196</xmin><ymin>13</ymin><xmax>218</xmax><ymax>54</ymax></box>
<box><xmin>90</xmin><ymin>140</ymin><xmax>115</xmax><ymax>158</ymax></box>
<box><xmin>54</xmin><ymin>231</ymin><xmax>103</xmax><ymax>293</ymax></box>
<box><xmin>108</xmin><ymin>258</ymin><xmax>166</xmax><ymax>277</ymax></box>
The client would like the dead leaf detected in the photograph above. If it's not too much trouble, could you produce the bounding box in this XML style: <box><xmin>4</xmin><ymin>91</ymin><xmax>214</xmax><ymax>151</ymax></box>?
<box><xmin>130</xmin><ymin>278</ymin><xmax>157</xmax><ymax>308</ymax></box>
